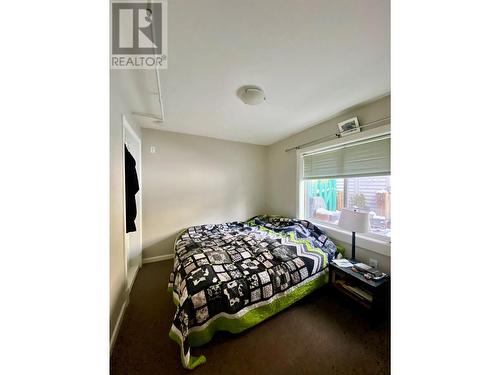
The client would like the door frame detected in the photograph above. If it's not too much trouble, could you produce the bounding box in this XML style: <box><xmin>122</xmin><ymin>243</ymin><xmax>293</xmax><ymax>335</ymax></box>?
<box><xmin>121</xmin><ymin>114</ymin><xmax>142</xmax><ymax>289</ymax></box>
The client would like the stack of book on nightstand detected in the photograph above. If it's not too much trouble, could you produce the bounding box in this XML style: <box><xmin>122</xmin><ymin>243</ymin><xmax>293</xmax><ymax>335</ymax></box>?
<box><xmin>336</xmin><ymin>279</ymin><xmax>374</xmax><ymax>303</ymax></box>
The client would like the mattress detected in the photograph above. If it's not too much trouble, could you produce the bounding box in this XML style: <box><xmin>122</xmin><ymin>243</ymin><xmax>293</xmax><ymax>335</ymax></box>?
<box><xmin>167</xmin><ymin>215</ymin><xmax>337</xmax><ymax>369</ymax></box>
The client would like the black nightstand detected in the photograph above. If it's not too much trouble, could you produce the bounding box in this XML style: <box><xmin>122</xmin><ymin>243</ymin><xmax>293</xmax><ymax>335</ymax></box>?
<box><xmin>329</xmin><ymin>260</ymin><xmax>390</xmax><ymax>312</ymax></box>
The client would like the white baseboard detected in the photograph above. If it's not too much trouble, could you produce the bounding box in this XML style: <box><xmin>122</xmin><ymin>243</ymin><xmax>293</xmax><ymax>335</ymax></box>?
<box><xmin>110</xmin><ymin>293</ymin><xmax>129</xmax><ymax>353</ymax></box>
<box><xmin>142</xmin><ymin>253</ymin><xmax>174</xmax><ymax>264</ymax></box>
<box><xmin>127</xmin><ymin>264</ymin><xmax>140</xmax><ymax>290</ymax></box>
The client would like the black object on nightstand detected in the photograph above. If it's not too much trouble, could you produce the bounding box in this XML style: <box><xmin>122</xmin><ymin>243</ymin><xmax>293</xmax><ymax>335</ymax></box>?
<box><xmin>329</xmin><ymin>259</ymin><xmax>390</xmax><ymax>313</ymax></box>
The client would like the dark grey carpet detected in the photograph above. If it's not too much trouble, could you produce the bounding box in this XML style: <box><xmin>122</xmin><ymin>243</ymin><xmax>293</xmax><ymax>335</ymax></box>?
<box><xmin>110</xmin><ymin>260</ymin><xmax>389</xmax><ymax>374</ymax></box>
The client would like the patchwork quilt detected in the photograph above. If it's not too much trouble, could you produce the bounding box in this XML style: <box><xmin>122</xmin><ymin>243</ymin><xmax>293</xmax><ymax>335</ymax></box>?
<box><xmin>168</xmin><ymin>215</ymin><xmax>337</xmax><ymax>369</ymax></box>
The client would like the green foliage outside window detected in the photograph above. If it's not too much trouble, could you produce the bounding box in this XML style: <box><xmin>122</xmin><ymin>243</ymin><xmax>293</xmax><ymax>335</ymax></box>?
<box><xmin>352</xmin><ymin>193</ymin><xmax>366</xmax><ymax>208</ymax></box>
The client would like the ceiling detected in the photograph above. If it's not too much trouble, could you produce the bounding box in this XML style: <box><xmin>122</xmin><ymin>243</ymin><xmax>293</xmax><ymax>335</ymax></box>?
<box><xmin>118</xmin><ymin>0</ymin><xmax>390</xmax><ymax>145</ymax></box>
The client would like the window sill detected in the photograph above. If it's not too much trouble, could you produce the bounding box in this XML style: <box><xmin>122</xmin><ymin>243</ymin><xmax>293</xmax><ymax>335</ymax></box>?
<box><xmin>309</xmin><ymin>219</ymin><xmax>391</xmax><ymax>257</ymax></box>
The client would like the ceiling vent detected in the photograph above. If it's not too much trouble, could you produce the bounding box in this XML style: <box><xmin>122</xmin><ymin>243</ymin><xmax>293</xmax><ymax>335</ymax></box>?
<box><xmin>237</xmin><ymin>86</ymin><xmax>266</xmax><ymax>105</ymax></box>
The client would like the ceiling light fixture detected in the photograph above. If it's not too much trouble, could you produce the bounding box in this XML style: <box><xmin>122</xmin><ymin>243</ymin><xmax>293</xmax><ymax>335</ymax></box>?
<box><xmin>237</xmin><ymin>86</ymin><xmax>266</xmax><ymax>105</ymax></box>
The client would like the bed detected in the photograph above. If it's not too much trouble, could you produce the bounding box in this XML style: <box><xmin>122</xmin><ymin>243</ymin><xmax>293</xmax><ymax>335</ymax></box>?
<box><xmin>167</xmin><ymin>215</ymin><xmax>337</xmax><ymax>369</ymax></box>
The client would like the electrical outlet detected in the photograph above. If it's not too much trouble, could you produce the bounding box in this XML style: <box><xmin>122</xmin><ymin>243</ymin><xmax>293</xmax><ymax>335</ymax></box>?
<box><xmin>368</xmin><ymin>258</ymin><xmax>378</xmax><ymax>268</ymax></box>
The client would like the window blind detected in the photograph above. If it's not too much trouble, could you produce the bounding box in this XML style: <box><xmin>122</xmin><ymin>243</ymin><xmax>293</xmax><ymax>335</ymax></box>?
<box><xmin>303</xmin><ymin>136</ymin><xmax>390</xmax><ymax>179</ymax></box>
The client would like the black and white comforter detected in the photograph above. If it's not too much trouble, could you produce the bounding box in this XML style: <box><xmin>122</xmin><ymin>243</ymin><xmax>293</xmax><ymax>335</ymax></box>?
<box><xmin>168</xmin><ymin>215</ymin><xmax>337</xmax><ymax>369</ymax></box>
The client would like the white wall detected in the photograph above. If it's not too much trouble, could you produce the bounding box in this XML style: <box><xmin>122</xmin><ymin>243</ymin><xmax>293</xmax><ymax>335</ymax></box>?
<box><xmin>110</xmin><ymin>70</ymin><xmax>142</xmax><ymax>340</ymax></box>
<box><xmin>266</xmin><ymin>95</ymin><xmax>391</xmax><ymax>273</ymax></box>
<box><xmin>141</xmin><ymin>128</ymin><xmax>267</xmax><ymax>259</ymax></box>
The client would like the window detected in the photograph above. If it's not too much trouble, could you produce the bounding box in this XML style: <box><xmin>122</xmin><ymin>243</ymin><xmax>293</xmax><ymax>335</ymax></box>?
<box><xmin>300</xmin><ymin>134</ymin><xmax>390</xmax><ymax>240</ymax></box>
<box><xmin>304</xmin><ymin>176</ymin><xmax>391</xmax><ymax>237</ymax></box>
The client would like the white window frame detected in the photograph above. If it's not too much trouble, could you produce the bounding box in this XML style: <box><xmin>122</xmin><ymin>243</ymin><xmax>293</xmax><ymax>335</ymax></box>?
<box><xmin>296</xmin><ymin>124</ymin><xmax>391</xmax><ymax>257</ymax></box>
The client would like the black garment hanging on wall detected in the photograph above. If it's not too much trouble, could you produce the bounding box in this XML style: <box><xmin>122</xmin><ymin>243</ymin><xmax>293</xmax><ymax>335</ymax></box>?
<box><xmin>125</xmin><ymin>145</ymin><xmax>139</xmax><ymax>233</ymax></box>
